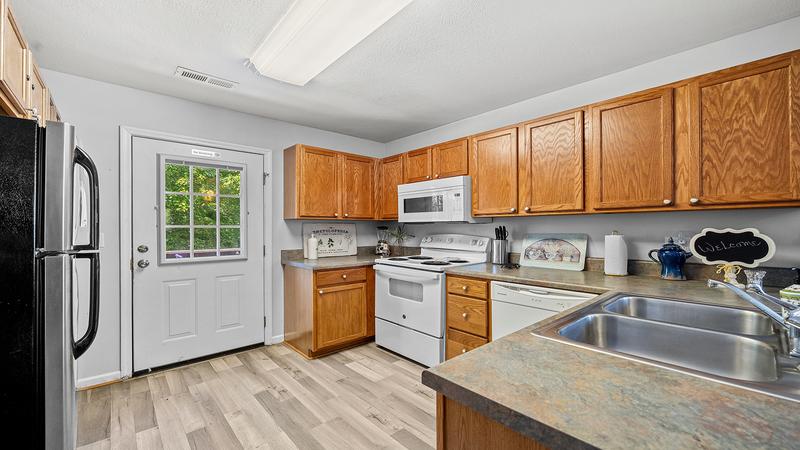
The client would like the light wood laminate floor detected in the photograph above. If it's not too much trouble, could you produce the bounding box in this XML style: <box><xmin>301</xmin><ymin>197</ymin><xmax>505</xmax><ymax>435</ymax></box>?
<box><xmin>77</xmin><ymin>343</ymin><xmax>435</xmax><ymax>449</ymax></box>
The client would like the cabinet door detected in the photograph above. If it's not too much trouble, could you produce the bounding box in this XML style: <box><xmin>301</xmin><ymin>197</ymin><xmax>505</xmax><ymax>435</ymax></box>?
<box><xmin>590</xmin><ymin>88</ymin><xmax>674</xmax><ymax>210</ymax></box>
<box><xmin>404</xmin><ymin>147</ymin><xmax>432</xmax><ymax>182</ymax></box>
<box><xmin>432</xmin><ymin>138</ymin><xmax>469</xmax><ymax>179</ymax></box>
<box><xmin>470</xmin><ymin>127</ymin><xmax>519</xmax><ymax>215</ymax></box>
<box><xmin>0</xmin><ymin>3</ymin><xmax>28</xmax><ymax>115</ymax></box>
<box><xmin>342</xmin><ymin>154</ymin><xmax>375</xmax><ymax>219</ymax></box>
<box><xmin>298</xmin><ymin>146</ymin><xmax>340</xmax><ymax>218</ymax></box>
<box><xmin>48</xmin><ymin>94</ymin><xmax>60</xmax><ymax>122</ymax></box>
<box><xmin>521</xmin><ymin>111</ymin><xmax>584</xmax><ymax>213</ymax></box>
<box><xmin>379</xmin><ymin>154</ymin><xmax>403</xmax><ymax>219</ymax></box>
<box><xmin>689</xmin><ymin>55</ymin><xmax>800</xmax><ymax>205</ymax></box>
<box><xmin>314</xmin><ymin>282</ymin><xmax>367</xmax><ymax>351</ymax></box>
<box><xmin>29</xmin><ymin>56</ymin><xmax>47</xmax><ymax>126</ymax></box>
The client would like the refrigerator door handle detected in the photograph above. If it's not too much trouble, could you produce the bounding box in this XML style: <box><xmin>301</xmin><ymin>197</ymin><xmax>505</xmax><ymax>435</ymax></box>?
<box><xmin>72</xmin><ymin>147</ymin><xmax>99</xmax><ymax>252</ymax></box>
<box><xmin>72</xmin><ymin>252</ymin><xmax>99</xmax><ymax>359</ymax></box>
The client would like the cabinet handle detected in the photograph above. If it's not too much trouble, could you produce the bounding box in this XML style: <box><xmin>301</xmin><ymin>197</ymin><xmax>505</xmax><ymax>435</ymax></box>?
<box><xmin>318</xmin><ymin>290</ymin><xmax>324</xmax><ymax>294</ymax></box>
<box><xmin>510</xmin><ymin>207</ymin><xmax>517</xmax><ymax>213</ymax></box>
<box><xmin>461</xmin><ymin>348</ymin><xmax>467</xmax><ymax>354</ymax></box>
<box><xmin>524</xmin><ymin>206</ymin><xmax>531</xmax><ymax>212</ymax></box>
<box><xmin>342</xmin><ymin>274</ymin><xmax>347</xmax><ymax>279</ymax></box>
<box><xmin>662</xmin><ymin>199</ymin><xmax>672</xmax><ymax>205</ymax></box>
<box><xmin>690</xmin><ymin>198</ymin><xmax>700</xmax><ymax>205</ymax></box>
<box><xmin>462</xmin><ymin>312</ymin><xmax>468</xmax><ymax>319</ymax></box>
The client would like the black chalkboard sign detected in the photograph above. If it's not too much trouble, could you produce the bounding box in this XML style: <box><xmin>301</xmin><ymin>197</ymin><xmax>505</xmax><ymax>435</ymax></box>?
<box><xmin>689</xmin><ymin>228</ymin><xmax>775</xmax><ymax>268</ymax></box>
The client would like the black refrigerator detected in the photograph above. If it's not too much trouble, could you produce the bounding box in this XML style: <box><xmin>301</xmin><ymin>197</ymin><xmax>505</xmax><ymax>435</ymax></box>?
<box><xmin>0</xmin><ymin>115</ymin><xmax>100</xmax><ymax>449</ymax></box>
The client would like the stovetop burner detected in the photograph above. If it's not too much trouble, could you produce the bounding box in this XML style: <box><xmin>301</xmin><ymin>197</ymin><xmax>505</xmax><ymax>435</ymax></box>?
<box><xmin>388</xmin><ymin>257</ymin><xmax>408</xmax><ymax>261</ymax></box>
<box><xmin>421</xmin><ymin>261</ymin><xmax>451</xmax><ymax>266</ymax></box>
<box><xmin>408</xmin><ymin>256</ymin><xmax>434</xmax><ymax>260</ymax></box>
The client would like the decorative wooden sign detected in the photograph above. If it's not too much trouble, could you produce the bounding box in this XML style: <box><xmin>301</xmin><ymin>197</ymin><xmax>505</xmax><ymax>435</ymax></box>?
<box><xmin>302</xmin><ymin>223</ymin><xmax>358</xmax><ymax>258</ymax></box>
<box><xmin>689</xmin><ymin>228</ymin><xmax>775</xmax><ymax>268</ymax></box>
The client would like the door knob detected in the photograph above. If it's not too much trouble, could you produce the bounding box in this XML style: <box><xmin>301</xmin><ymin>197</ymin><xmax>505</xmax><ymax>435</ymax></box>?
<box><xmin>137</xmin><ymin>259</ymin><xmax>150</xmax><ymax>269</ymax></box>
<box><xmin>137</xmin><ymin>245</ymin><xmax>149</xmax><ymax>253</ymax></box>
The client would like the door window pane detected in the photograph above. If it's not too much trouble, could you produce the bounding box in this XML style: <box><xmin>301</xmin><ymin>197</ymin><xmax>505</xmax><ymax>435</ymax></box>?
<box><xmin>161</xmin><ymin>159</ymin><xmax>246</xmax><ymax>262</ymax></box>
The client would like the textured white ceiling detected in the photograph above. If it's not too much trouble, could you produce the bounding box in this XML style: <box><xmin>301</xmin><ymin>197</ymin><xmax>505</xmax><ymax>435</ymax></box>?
<box><xmin>14</xmin><ymin>0</ymin><xmax>800</xmax><ymax>142</ymax></box>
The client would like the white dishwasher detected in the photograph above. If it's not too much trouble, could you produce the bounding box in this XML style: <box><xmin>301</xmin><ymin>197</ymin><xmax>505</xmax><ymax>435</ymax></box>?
<box><xmin>491</xmin><ymin>281</ymin><xmax>596</xmax><ymax>339</ymax></box>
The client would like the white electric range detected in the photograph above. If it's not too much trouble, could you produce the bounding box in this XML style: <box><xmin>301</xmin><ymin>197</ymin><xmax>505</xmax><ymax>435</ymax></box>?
<box><xmin>373</xmin><ymin>234</ymin><xmax>491</xmax><ymax>366</ymax></box>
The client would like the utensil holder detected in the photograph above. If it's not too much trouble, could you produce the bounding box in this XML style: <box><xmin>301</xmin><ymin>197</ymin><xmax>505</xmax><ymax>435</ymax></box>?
<box><xmin>492</xmin><ymin>240</ymin><xmax>509</xmax><ymax>265</ymax></box>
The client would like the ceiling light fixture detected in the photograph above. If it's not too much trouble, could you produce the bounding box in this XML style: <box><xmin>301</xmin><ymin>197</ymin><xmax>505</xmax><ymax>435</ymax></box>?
<box><xmin>249</xmin><ymin>0</ymin><xmax>412</xmax><ymax>86</ymax></box>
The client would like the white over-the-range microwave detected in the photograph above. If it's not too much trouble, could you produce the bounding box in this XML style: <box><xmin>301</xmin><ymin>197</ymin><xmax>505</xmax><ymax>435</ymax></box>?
<box><xmin>397</xmin><ymin>176</ymin><xmax>490</xmax><ymax>223</ymax></box>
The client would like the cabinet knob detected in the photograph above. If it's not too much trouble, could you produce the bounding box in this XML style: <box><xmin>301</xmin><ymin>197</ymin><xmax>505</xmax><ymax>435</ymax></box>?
<box><xmin>690</xmin><ymin>197</ymin><xmax>700</xmax><ymax>205</ymax></box>
<box><xmin>510</xmin><ymin>207</ymin><xmax>517</xmax><ymax>213</ymax></box>
<box><xmin>344</xmin><ymin>213</ymin><xmax>349</xmax><ymax>217</ymax></box>
<box><xmin>461</xmin><ymin>285</ymin><xmax>468</xmax><ymax>291</ymax></box>
<box><xmin>426</xmin><ymin>175</ymin><xmax>430</xmax><ymax>179</ymax></box>
<box><xmin>342</xmin><ymin>274</ymin><xmax>347</xmax><ymax>279</ymax></box>
<box><xmin>461</xmin><ymin>348</ymin><xmax>467</xmax><ymax>354</ymax></box>
<box><xmin>318</xmin><ymin>290</ymin><xmax>324</xmax><ymax>294</ymax></box>
<box><xmin>434</xmin><ymin>174</ymin><xmax>439</xmax><ymax>178</ymax></box>
<box><xmin>462</xmin><ymin>312</ymin><xmax>468</xmax><ymax>319</ymax></box>
<box><xmin>334</xmin><ymin>213</ymin><xmax>338</xmax><ymax>217</ymax></box>
<box><xmin>524</xmin><ymin>206</ymin><xmax>531</xmax><ymax>212</ymax></box>
<box><xmin>662</xmin><ymin>199</ymin><xmax>672</xmax><ymax>205</ymax></box>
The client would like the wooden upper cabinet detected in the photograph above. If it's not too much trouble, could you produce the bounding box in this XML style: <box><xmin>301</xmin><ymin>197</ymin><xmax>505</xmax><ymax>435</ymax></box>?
<box><xmin>589</xmin><ymin>88</ymin><xmax>674</xmax><ymax>210</ymax></box>
<box><xmin>378</xmin><ymin>154</ymin><xmax>403</xmax><ymax>219</ymax></box>
<box><xmin>0</xmin><ymin>2</ymin><xmax>29</xmax><ymax>116</ymax></box>
<box><xmin>341</xmin><ymin>154</ymin><xmax>375</xmax><ymax>219</ymax></box>
<box><xmin>48</xmin><ymin>94</ymin><xmax>60</xmax><ymax>122</ymax></box>
<box><xmin>470</xmin><ymin>126</ymin><xmax>519</xmax><ymax>215</ymax></box>
<box><xmin>432</xmin><ymin>138</ymin><xmax>469</xmax><ymax>179</ymax></box>
<box><xmin>314</xmin><ymin>282</ymin><xmax>368</xmax><ymax>351</ymax></box>
<box><xmin>520</xmin><ymin>111</ymin><xmax>584</xmax><ymax>213</ymax></box>
<box><xmin>284</xmin><ymin>145</ymin><xmax>340</xmax><ymax>219</ymax></box>
<box><xmin>28</xmin><ymin>55</ymin><xmax>47</xmax><ymax>126</ymax></box>
<box><xmin>404</xmin><ymin>147</ymin><xmax>432</xmax><ymax>182</ymax></box>
<box><xmin>689</xmin><ymin>54</ymin><xmax>800</xmax><ymax>206</ymax></box>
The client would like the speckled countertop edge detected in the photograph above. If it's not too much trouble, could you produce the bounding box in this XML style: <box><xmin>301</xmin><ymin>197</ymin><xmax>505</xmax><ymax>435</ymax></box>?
<box><xmin>423</xmin><ymin>264</ymin><xmax>799</xmax><ymax>449</ymax></box>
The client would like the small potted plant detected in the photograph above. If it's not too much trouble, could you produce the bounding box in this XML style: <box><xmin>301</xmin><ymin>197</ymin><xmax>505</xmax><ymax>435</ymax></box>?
<box><xmin>387</xmin><ymin>224</ymin><xmax>415</xmax><ymax>255</ymax></box>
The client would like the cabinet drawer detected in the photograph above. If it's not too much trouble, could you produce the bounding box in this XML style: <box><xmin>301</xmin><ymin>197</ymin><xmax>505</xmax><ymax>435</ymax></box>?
<box><xmin>447</xmin><ymin>294</ymin><xmax>488</xmax><ymax>337</ymax></box>
<box><xmin>447</xmin><ymin>276</ymin><xmax>488</xmax><ymax>299</ymax></box>
<box><xmin>316</xmin><ymin>267</ymin><xmax>367</xmax><ymax>287</ymax></box>
<box><xmin>446</xmin><ymin>328</ymin><xmax>488</xmax><ymax>360</ymax></box>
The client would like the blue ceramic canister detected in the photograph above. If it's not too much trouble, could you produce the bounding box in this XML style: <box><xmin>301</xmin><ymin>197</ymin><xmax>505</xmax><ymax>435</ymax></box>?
<box><xmin>648</xmin><ymin>237</ymin><xmax>693</xmax><ymax>281</ymax></box>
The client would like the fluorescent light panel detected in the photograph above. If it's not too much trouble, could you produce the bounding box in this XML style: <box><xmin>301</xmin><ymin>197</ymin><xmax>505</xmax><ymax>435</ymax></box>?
<box><xmin>251</xmin><ymin>0</ymin><xmax>412</xmax><ymax>86</ymax></box>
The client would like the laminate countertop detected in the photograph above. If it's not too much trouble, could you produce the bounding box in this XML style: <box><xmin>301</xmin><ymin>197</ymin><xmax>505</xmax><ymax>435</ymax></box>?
<box><xmin>281</xmin><ymin>253</ymin><xmax>379</xmax><ymax>270</ymax></box>
<box><xmin>423</xmin><ymin>264</ymin><xmax>799</xmax><ymax>449</ymax></box>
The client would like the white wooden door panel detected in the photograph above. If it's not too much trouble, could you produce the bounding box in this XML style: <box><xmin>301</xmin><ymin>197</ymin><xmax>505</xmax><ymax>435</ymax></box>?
<box><xmin>132</xmin><ymin>137</ymin><xmax>264</xmax><ymax>371</ymax></box>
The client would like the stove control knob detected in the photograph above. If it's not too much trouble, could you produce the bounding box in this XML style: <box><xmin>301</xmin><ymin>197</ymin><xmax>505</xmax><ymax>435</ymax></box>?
<box><xmin>447</xmin><ymin>238</ymin><xmax>453</xmax><ymax>243</ymax></box>
<box><xmin>471</xmin><ymin>239</ymin><xmax>477</xmax><ymax>246</ymax></box>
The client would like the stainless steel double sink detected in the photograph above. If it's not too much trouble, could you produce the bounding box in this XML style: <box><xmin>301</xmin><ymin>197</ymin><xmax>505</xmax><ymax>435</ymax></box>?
<box><xmin>533</xmin><ymin>294</ymin><xmax>800</xmax><ymax>402</ymax></box>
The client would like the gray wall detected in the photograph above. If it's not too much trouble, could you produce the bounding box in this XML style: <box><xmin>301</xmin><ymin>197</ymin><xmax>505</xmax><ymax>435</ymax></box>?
<box><xmin>43</xmin><ymin>70</ymin><xmax>384</xmax><ymax>385</ymax></box>
<box><xmin>386</xmin><ymin>17</ymin><xmax>800</xmax><ymax>267</ymax></box>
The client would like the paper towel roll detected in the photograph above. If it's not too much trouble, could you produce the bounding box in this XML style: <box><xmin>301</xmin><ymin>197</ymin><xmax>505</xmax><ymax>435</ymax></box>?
<box><xmin>604</xmin><ymin>233</ymin><xmax>628</xmax><ymax>276</ymax></box>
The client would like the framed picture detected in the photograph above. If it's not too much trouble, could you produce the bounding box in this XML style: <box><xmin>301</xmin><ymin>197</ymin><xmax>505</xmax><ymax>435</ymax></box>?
<box><xmin>520</xmin><ymin>233</ymin><xmax>588</xmax><ymax>271</ymax></box>
<box><xmin>302</xmin><ymin>223</ymin><xmax>358</xmax><ymax>258</ymax></box>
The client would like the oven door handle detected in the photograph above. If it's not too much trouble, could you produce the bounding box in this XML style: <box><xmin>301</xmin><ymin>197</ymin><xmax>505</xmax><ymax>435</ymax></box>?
<box><xmin>374</xmin><ymin>267</ymin><xmax>441</xmax><ymax>283</ymax></box>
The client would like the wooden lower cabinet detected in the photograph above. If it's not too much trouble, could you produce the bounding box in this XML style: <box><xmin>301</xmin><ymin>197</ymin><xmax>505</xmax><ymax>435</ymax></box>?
<box><xmin>437</xmin><ymin>395</ymin><xmax>547</xmax><ymax>450</ymax></box>
<box><xmin>445</xmin><ymin>275</ymin><xmax>490</xmax><ymax>360</ymax></box>
<box><xmin>284</xmin><ymin>265</ymin><xmax>375</xmax><ymax>358</ymax></box>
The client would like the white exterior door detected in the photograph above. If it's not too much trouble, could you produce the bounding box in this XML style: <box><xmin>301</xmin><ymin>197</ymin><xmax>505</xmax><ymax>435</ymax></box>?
<box><xmin>132</xmin><ymin>137</ymin><xmax>265</xmax><ymax>371</ymax></box>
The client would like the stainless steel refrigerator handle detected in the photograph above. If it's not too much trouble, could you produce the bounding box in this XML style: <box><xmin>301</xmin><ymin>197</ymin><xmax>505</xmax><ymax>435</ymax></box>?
<box><xmin>72</xmin><ymin>147</ymin><xmax>99</xmax><ymax>252</ymax></box>
<box><xmin>72</xmin><ymin>252</ymin><xmax>99</xmax><ymax>359</ymax></box>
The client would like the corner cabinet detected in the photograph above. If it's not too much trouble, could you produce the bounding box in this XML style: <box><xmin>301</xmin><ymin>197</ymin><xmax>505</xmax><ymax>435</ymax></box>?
<box><xmin>0</xmin><ymin>1</ymin><xmax>28</xmax><ymax>117</ymax></box>
<box><xmin>688</xmin><ymin>53</ymin><xmax>800</xmax><ymax>206</ymax></box>
<box><xmin>470</xmin><ymin>126</ymin><xmax>519</xmax><ymax>216</ymax></box>
<box><xmin>588</xmin><ymin>88</ymin><xmax>674</xmax><ymax>211</ymax></box>
<box><xmin>519</xmin><ymin>111</ymin><xmax>584</xmax><ymax>213</ymax></box>
<box><xmin>283</xmin><ymin>144</ymin><xmax>376</xmax><ymax>220</ymax></box>
<box><xmin>284</xmin><ymin>265</ymin><xmax>375</xmax><ymax>358</ymax></box>
<box><xmin>378</xmin><ymin>154</ymin><xmax>404</xmax><ymax>220</ymax></box>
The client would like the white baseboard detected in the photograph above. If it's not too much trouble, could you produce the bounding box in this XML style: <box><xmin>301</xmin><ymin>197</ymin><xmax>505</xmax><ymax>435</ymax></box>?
<box><xmin>77</xmin><ymin>370</ymin><xmax>123</xmax><ymax>389</ymax></box>
<box><xmin>270</xmin><ymin>334</ymin><xmax>284</xmax><ymax>344</ymax></box>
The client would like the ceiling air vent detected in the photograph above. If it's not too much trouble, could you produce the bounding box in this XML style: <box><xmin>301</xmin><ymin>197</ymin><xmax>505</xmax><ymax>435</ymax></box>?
<box><xmin>174</xmin><ymin>66</ymin><xmax>238</xmax><ymax>89</ymax></box>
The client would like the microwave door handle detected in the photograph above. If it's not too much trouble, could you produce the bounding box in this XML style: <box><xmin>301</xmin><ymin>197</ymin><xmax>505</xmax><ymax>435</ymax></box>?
<box><xmin>72</xmin><ymin>148</ymin><xmax>99</xmax><ymax>251</ymax></box>
<box><xmin>72</xmin><ymin>252</ymin><xmax>100</xmax><ymax>359</ymax></box>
